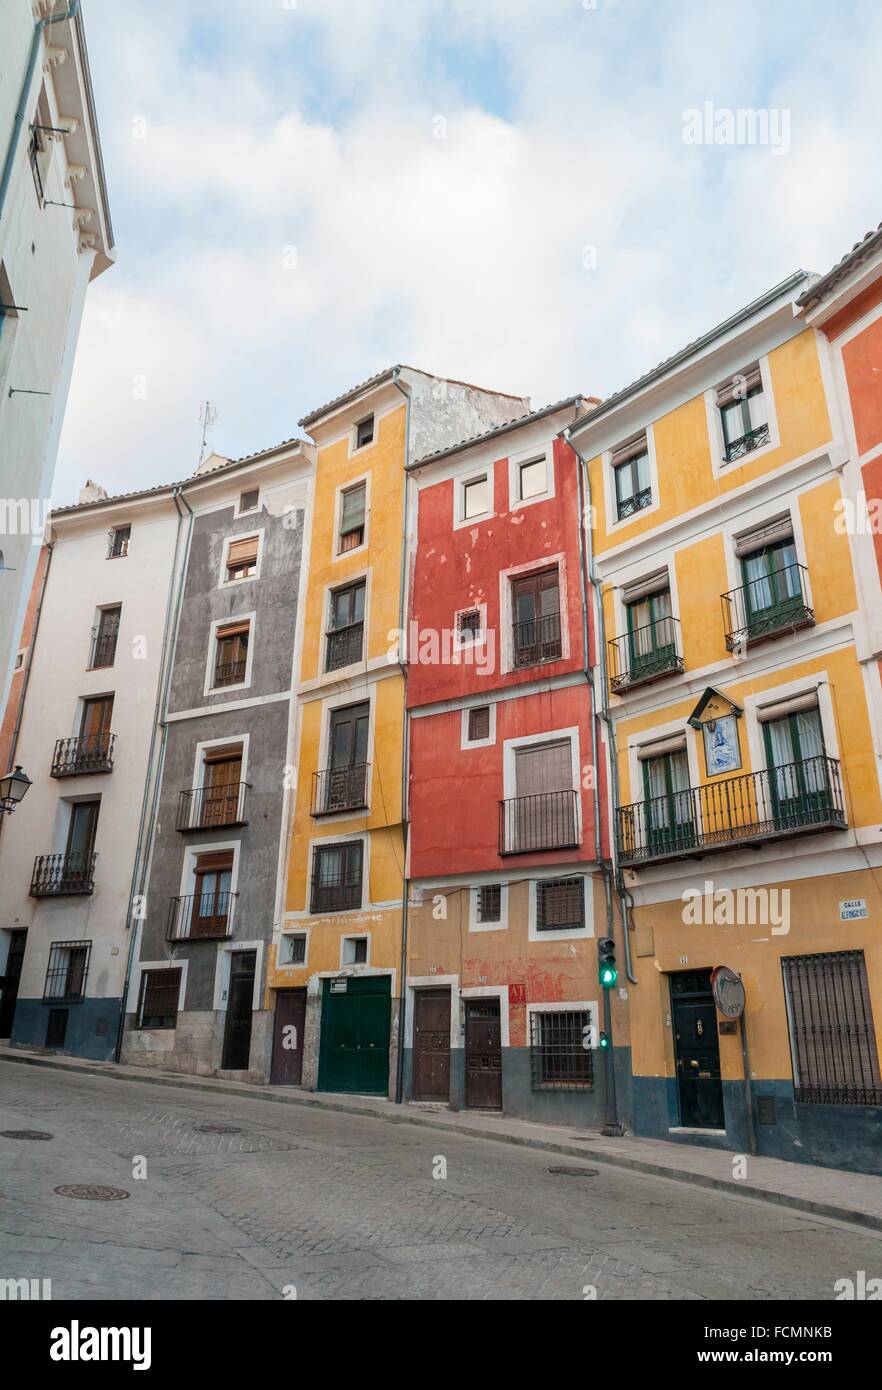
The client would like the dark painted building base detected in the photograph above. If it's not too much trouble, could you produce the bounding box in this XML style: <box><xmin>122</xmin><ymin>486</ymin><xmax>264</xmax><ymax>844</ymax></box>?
<box><xmin>11</xmin><ymin>998</ymin><xmax>122</xmax><ymax>1063</ymax></box>
<box><xmin>403</xmin><ymin>1044</ymin><xmax>632</xmax><ymax>1131</ymax></box>
<box><xmin>631</xmin><ymin>1074</ymin><xmax>882</xmax><ymax>1176</ymax></box>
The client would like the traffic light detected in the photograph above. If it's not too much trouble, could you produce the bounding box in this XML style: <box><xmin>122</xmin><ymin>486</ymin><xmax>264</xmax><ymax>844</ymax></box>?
<box><xmin>598</xmin><ymin>1031</ymin><xmax>610</xmax><ymax>1051</ymax></box>
<box><xmin>597</xmin><ymin>936</ymin><xmax>618</xmax><ymax>988</ymax></box>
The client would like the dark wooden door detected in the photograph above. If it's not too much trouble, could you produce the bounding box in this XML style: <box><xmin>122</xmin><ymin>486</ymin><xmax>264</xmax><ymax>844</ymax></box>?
<box><xmin>0</xmin><ymin>932</ymin><xmax>26</xmax><ymax>1038</ymax></box>
<box><xmin>465</xmin><ymin>999</ymin><xmax>502</xmax><ymax>1110</ymax></box>
<box><xmin>413</xmin><ymin>989</ymin><xmax>451</xmax><ymax>1101</ymax></box>
<box><xmin>270</xmin><ymin>989</ymin><xmax>307</xmax><ymax>1085</ymax></box>
<box><xmin>671</xmin><ymin>970</ymin><xmax>724</xmax><ymax>1128</ymax></box>
<box><xmin>222</xmin><ymin>951</ymin><xmax>256</xmax><ymax>1070</ymax></box>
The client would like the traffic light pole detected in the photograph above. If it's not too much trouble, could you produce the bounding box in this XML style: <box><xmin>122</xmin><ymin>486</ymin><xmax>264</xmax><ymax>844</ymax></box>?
<box><xmin>601</xmin><ymin>984</ymin><xmax>625</xmax><ymax>1137</ymax></box>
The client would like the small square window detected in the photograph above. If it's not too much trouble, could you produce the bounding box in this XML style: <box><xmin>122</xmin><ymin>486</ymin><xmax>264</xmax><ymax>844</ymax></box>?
<box><xmin>342</xmin><ymin>936</ymin><xmax>368</xmax><ymax>965</ymax></box>
<box><xmin>225</xmin><ymin>535</ymin><xmax>259</xmax><ymax>582</ymax></box>
<box><xmin>356</xmin><ymin>416</ymin><xmax>374</xmax><ymax>449</ymax></box>
<box><xmin>107</xmin><ymin>525</ymin><xmax>130</xmax><ymax>559</ymax></box>
<box><xmin>518</xmin><ymin>458</ymin><xmax>547</xmax><ymax>501</ymax></box>
<box><xmin>536</xmin><ymin>878</ymin><xmax>585</xmax><ymax>932</ymax></box>
<box><xmin>458</xmin><ymin>608</ymin><xmax>481</xmax><ymax>642</ymax></box>
<box><xmin>239</xmin><ymin>488</ymin><xmax>259</xmax><ymax>513</ymax></box>
<box><xmin>468</xmin><ymin>706</ymin><xmax>490</xmax><ymax>742</ymax></box>
<box><xmin>280</xmin><ymin>934</ymin><xmax>306</xmax><ymax>966</ymax></box>
<box><xmin>462</xmin><ymin>476</ymin><xmax>489</xmax><ymax>520</ymax></box>
<box><xmin>477</xmin><ymin>885</ymin><xmax>501</xmax><ymax>923</ymax></box>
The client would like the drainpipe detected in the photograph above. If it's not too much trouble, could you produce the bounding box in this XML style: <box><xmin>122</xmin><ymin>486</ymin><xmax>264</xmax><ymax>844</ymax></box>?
<box><xmin>0</xmin><ymin>2</ymin><xmax>80</xmax><ymax>228</ymax></box>
<box><xmin>391</xmin><ymin>367</ymin><xmax>412</xmax><ymax>1104</ymax></box>
<box><xmin>114</xmin><ymin>484</ymin><xmax>194</xmax><ymax>1061</ymax></box>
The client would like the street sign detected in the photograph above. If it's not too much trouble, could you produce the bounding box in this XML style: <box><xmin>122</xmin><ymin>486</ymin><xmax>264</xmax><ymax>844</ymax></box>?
<box><xmin>508</xmin><ymin>982</ymin><xmax>526</xmax><ymax>1006</ymax></box>
<box><xmin>839</xmin><ymin>898</ymin><xmax>868</xmax><ymax>921</ymax></box>
<box><xmin>330</xmin><ymin>976</ymin><xmax>348</xmax><ymax>994</ymax></box>
<box><xmin>711</xmin><ymin>965</ymin><xmax>745</xmax><ymax>1019</ymax></box>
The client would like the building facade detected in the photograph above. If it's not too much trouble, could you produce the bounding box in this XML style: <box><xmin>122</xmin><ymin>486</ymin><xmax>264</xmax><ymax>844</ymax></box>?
<box><xmin>267</xmin><ymin>367</ymin><xmax>531</xmax><ymax>1096</ymax></box>
<box><xmin>0</xmin><ymin>0</ymin><xmax>113</xmax><ymax>717</ymax></box>
<box><xmin>0</xmin><ymin>481</ymin><xmax>181</xmax><ymax>1058</ymax></box>
<box><xmin>567</xmin><ymin>271</ymin><xmax>882</xmax><ymax>1174</ymax></box>
<box><xmin>122</xmin><ymin>446</ymin><xmax>313</xmax><ymax>1081</ymax></box>
<box><xmin>402</xmin><ymin>399</ymin><xmax>628</xmax><ymax>1125</ymax></box>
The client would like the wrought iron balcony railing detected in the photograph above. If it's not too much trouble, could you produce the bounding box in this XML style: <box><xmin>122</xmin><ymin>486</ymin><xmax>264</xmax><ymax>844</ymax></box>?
<box><xmin>724</xmin><ymin>421</ymin><xmax>770</xmax><ymax>463</ymax></box>
<box><xmin>176</xmin><ymin>782</ymin><xmax>249</xmax><ymax>831</ymax></box>
<box><xmin>512</xmin><ymin>612</ymin><xmax>562</xmax><ymax>669</ymax></box>
<box><xmin>212</xmin><ymin>658</ymin><xmax>247</xmax><ymax>688</ymax></box>
<box><xmin>499</xmin><ymin>789</ymin><xmax>580</xmax><ymax>854</ymax></box>
<box><xmin>88</xmin><ymin>632</ymin><xmax>118</xmax><ymax>669</ymax></box>
<box><xmin>616</xmin><ymin>486</ymin><xmax>652</xmax><ymax>521</ymax></box>
<box><xmin>312</xmin><ymin>763</ymin><xmax>369</xmax><ymax>816</ymax></box>
<box><xmin>616</xmin><ymin>756</ymin><xmax>845</xmax><ymax>867</ymax></box>
<box><xmin>722</xmin><ymin>563</ymin><xmax>814</xmax><ymax>651</ymax></box>
<box><xmin>310</xmin><ymin>875</ymin><xmax>362</xmax><ymax>915</ymax></box>
<box><xmin>608</xmin><ymin>617</ymin><xmax>683</xmax><ymax>692</ymax></box>
<box><xmin>50</xmin><ymin>733</ymin><xmax>116</xmax><ymax>778</ymax></box>
<box><xmin>166</xmin><ymin>891</ymin><xmax>237</xmax><ymax>941</ymax></box>
<box><xmin>30</xmin><ymin>852</ymin><xmax>97</xmax><ymax>897</ymax></box>
<box><xmin>325</xmin><ymin>621</ymin><xmax>364</xmax><ymax>673</ymax></box>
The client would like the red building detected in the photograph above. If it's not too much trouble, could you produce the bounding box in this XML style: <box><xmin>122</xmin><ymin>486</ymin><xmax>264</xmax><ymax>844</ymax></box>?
<box><xmin>402</xmin><ymin>396</ymin><xmax>625</xmax><ymax>1125</ymax></box>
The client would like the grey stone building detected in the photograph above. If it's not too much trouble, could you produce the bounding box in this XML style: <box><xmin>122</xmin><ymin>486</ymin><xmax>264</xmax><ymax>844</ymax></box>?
<box><xmin>122</xmin><ymin>443</ymin><xmax>312</xmax><ymax>1081</ymax></box>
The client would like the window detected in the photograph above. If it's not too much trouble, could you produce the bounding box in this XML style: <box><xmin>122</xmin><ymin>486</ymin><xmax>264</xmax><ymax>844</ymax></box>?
<box><xmin>740</xmin><ymin>536</ymin><xmax>803</xmax><ymax>634</ymax></box>
<box><xmin>458</xmin><ymin>608</ymin><xmax>481</xmax><ymax>642</ymax></box>
<box><xmin>239</xmin><ymin>488</ymin><xmax>259</xmax><ymax>513</ymax></box>
<box><xmin>14</xmin><ymin>651</ymin><xmax>24</xmax><ymax>671</ymax></box>
<box><xmin>310</xmin><ymin>840</ymin><xmax>363</xmax><ymax>914</ymax></box>
<box><xmin>213</xmin><ymin>620</ymin><xmax>249</xmax><ymax>687</ymax></box>
<box><xmin>762</xmin><ymin>705</ymin><xmax>833</xmax><ymax>827</ymax></box>
<box><xmin>339</xmin><ymin>482</ymin><xmax>367</xmax><ymax>553</ymax></box>
<box><xmin>43</xmin><ymin>941</ymin><xmax>91</xmax><ymax>1001</ymax></box>
<box><xmin>717</xmin><ymin>366</ymin><xmax>769</xmax><ymax>462</ymax></box>
<box><xmin>279</xmin><ymin>934</ymin><xmax>307</xmax><ymax>966</ymax></box>
<box><xmin>517</xmin><ymin>457</ymin><xmax>547</xmax><ymax>501</ymax></box>
<box><xmin>536</xmin><ymin>878</ymin><xmax>585</xmax><ymax>932</ymax></box>
<box><xmin>326</xmin><ymin>580</ymin><xmax>365</xmax><ymax>671</ymax></box>
<box><xmin>612</xmin><ymin>436</ymin><xmax>651</xmax><ymax>520</ymax></box>
<box><xmin>503</xmin><ymin>739</ymin><xmax>577</xmax><ymax>853</ymax></box>
<box><xmin>28</xmin><ymin>111</ymin><xmax>50</xmax><ymax>205</ymax></box>
<box><xmin>342</xmin><ymin>936</ymin><xmax>368</xmax><ymax>965</ymax></box>
<box><xmin>138</xmin><ymin>968</ymin><xmax>182</xmax><ymax>1029</ymax></box>
<box><xmin>107</xmin><ymin>525</ymin><xmax>130</xmax><ymax>559</ymax></box>
<box><xmin>198</xmin><ymin>744</ymin><xmax>244</xmax><ymax>828</ymax></box>
<box><xmin>191</xmin><ymin>851</ymin><xmax>234</xmax><ymax>937</ymax></box>
<box><xmin>511</xmin><ymin>567</ymin><xmax>561</xmax><ymax>667</ymax></box>
<box><xmin>225</xmin><ymin>535</ymin><xmax>259</xmax><ymax>582</ymax></box>
<box><xmin>782</xmin><ymin>951</ymin><xmax>882</xmax><ymax>1105</ymax></box>
<box><xmin>468</xmin><ymin>706</ymin><xmax>490</xmax><ymax>742</ymax></box>
<box><xmin>477</xmin><ymin>884</ymin><xmax>501</xmax><ymax>924</ymax></box>
<box><xmin>530</xmin><ymin>1009</ymin><xmax>593</xmax><ymax>1089</ymax></box>
<box><xmin>317</xmin><ymin>702</ymin><xmax>369</xmax><ymax>813</ymax></box>
<box><xmin>462</xmin><ymin>475</ymin><xmax>489</xmax><ymax>520</ymax></box>
<box><xmin>642</xmin><ymin>748</ymin><xmax>694</xmax><ymax>854</ymax></box>
<box><xmin>356</xmin><ymin>416</ymin><xmax>374</xmax><ymax>449</ymax></box>
<box><xmin>89</xmin><ymin>606</ymin><xmax>121</xmax><ymax>669</ymax></box>
<box><xmin>625</xmin><ymin>586</ymin><xmax>675</xmax><ymax>680</ymax></box>
<box><xmin>65</xmin><ymin>800</ymin><xmax>100</xmax><ymax>865</ymax></box>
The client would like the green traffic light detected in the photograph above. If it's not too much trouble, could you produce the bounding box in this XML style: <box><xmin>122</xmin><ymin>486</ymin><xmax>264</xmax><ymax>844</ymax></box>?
<box><xmin>599</xmin><ymin>963</ymin><xmax>618</xmax><ymax>987</ymax></box>
<box><xmin>598</xmin><ymin>1031</ymin><xmax>610</xmax><ymax>1050</ymax></box>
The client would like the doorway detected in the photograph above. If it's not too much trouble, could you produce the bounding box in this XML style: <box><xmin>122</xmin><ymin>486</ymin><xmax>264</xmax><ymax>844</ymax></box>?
<box><xmin>670</xmin><ymin>970</ymin><xmax>724</xmax><ymax>1128</ymax></box>
<box><xmin>0</xmin><ymin>932</ymin><xmax>26</xmax><ymax>1038</ymax></box>
<box><xmin>464</xmin><ymin>998</ymin><xmax>502</xmax><ymax>1110</ymax></box>
<box><xmin>318</xmin><ymin>975</ymin><xmax>391</xmax><ymax>1095</ymax></box>
<box><xmin>222</xmin><ymin>951</ymin><xmax>256</xmax><ymax>1070</ymax></box>
<box><xmin>413</xmin><ymin>989</ymin><xmax>451</xmax><ymax>1101</ymax></box>
<box><xmin>270</xmin><ymin>988</ymin><xmax>307</xmax><ymax>1085</ymax></box>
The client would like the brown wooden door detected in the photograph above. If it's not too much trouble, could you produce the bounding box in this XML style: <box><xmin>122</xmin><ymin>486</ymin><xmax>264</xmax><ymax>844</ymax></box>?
<box><xmin>413</xmin><ymin>989</ymin><xmax>451</xmax><ymax>1101</ymax></box>
<box><xmin>81</xmin><ymin>695</ymin><xmax>113</xmax><ymax>737</ymax></box>
<box><xmin>202</xmin><ymin>752</ymin><xmax>242</xmax><ymax>827</ymax></box>
<box><xmin>465</xmin><ymin>999</ymin><xmax>502</xmax><ymax>1110</ymax></box>
<box><xmin>270</xmin><ymin>989</ymin><xmax>307</xmax><ymax>1085</ymax></box>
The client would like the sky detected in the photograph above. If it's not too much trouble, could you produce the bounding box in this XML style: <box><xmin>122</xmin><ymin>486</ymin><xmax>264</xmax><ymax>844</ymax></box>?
<box><xmin>54</xmin><ymin>0</ymin><xmax>882</xmax><ymax>506</ymax></box>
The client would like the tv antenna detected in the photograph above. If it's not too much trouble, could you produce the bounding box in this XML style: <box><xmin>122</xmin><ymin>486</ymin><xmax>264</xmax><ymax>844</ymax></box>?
<box><xmin>198</xmin><ymin>400</ymin><xmax>218</xmax><ymax>464</ymax></box>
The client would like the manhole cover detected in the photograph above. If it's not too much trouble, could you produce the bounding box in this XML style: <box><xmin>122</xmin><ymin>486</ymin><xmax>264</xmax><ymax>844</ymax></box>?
<box><xmin>194</xmin><ymin>1123</ymin><xmax>242</xmax><ymax>1134</ymax></box>
<box><xmin>54</xmin><ymin>1184</ymin><xmax>130</xmax><ymax>1201</ymax></box>
<box><xmin>1</xmin><ymin>1130</ymin><xmax>53</xmax><ymax>1141</ymax></box>
<box><xmin>547</xmin><ymin>1166</ymin><xmax>599</xmax><ymax>1177</ymax></box>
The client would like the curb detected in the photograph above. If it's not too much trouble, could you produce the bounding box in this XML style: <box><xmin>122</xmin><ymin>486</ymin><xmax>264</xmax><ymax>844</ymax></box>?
<box><xmin>1</xmin><ymin>1048</ymin><xmax>878</xmax><ymax>1235</ymax></box>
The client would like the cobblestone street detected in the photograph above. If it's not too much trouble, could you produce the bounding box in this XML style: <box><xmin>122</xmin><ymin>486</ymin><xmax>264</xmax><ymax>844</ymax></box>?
<box><xmin>1</xmin><ymin>1065</ymin><xmax>880</xmax><ymax>1301</ymax></box>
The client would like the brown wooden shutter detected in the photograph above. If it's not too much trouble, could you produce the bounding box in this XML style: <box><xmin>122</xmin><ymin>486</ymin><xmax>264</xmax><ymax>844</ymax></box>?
<box><xmin>228</xmin><ymin>536</ymin><xmax>259</xmax><ymax>566</ymax></box>
<box><xmin>515</xmin><ymin>740</ymin><xmax>572</xmax><ymax>795</ymax></box>
<box><xmin>217</xmin><ymin>620</ymin><xmax>250</xmax><ymax>640</ymax></box>
<box><xmin>716</xmin><ymin>365</ymin><xmax>762</xmax><ymax>408</ymax></box>
<box><xmin>195</xmin><ymin>850</ymin><xmax>234</xmax><ymax>872</ymax></box>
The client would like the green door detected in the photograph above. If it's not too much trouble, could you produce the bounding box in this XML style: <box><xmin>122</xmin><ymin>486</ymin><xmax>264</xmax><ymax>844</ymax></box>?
<box><xmin>741</xmin><ymin>539</ymin><xmax>802</xmax><ymax>637</ymax></box>
<box><xmin>318</xmin><ymin>975</ymin><xmax>391</xmax><ymax>1095</ymax></box>
<box><xmin>643</xmin><ymin>750</ymin><xmax>695</xmax><ymax>856</ymax></box>
<box><xmin>626</xmin><ymin>588</ymin><xmax>675</xmax><ymax>680</ymax></box>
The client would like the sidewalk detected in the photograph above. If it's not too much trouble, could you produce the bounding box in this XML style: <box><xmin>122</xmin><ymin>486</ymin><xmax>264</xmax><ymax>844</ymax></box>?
<box><xmin>2</xmin><ymin>1043</ymin><xmax>880</xmax><ymax>1234</ymax></box>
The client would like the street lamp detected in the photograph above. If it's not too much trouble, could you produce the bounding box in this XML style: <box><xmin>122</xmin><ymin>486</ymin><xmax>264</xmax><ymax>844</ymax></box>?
<box><xmin>0</xmin><ymin>766</ymin><xmax>31</xmax><ymax>815</ymax></box>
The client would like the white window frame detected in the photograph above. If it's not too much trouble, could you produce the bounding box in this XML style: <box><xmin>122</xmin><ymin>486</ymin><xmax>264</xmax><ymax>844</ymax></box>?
<box><xmin>316</xmin><ymin>685</ymin><xmax>376</xmax><ymax>818</ymax></box>
<box><xmin>453</xmin><ymin>600</ymin><xmax>488</xmax><ymax>648</ymax></box>
<box><xmin>332</xmin><ymin>472</ymin><xmax>371</xmax><ymax>562</ymax></box>
<box><xmin>454</xmin><ymin>465</ymin><xmax>494</xmax><ymax>530</ymax></box>
<box><xmin>320</xmin><ymin>570</ymin><xmax>370</xmax><ymax>678</ymax></box>
<box><xmin>179</xmin><ymin>837</ymin><xmax>241</xmax><ymax>901</ymax></box>
<box><xmin>128</xmin><ymin>958</ymin><xmax>189</xmax><ymax>1025</ymax></box>
<box><xmin>277</xmin><ymin>928</ymin><xmax>309</xmax><ymax>969</ymax></box>
<box><xmin>499</xmin><ymin>552</ymin><xmax>570</xmax><ymax>674</ymax></box>
<box><xmin>705</xmin><ymin>355</ymin><xmax>781</xmax><ymax>478</ymax></box>
<box><xmin>527</xmin><ymin>999</ymin><xmax>599</xmax><ymax>1069</ymax></box>
<box><xmin>349</xmin><ymin>414</ymin><xmax>376</xmax><ymax>457</ymax></box>
<box><xmin>468</xmin><ymin>880</ymin><xmax>509</xmax><ymax>933</ymax></box>
<box><xmin>603</xmin><ymin>425</ymin><xmax>660</xmax><ymax>534</ymax></box>
<box><xmin>305</xmin><ymin>830</ymin><xmax>370</xmax><ymax>918</ymax></box>
<box><xmin>528</xmin><ymin>873</ymin><xmax>594</xmax><ymax>942</ymax></box>
<box><xmin>213</xmin><ymin>939</ymin><xmax>264</xmax><ymax>1014</ymax></box>
<box><xmin>460</xmin><ymin>699</ymin><xmax>496</xmax><ymax>750</ymax></box>
<box><xmin>235</xmin><ymin>486</ymin><xmax>261</xmax><ymax>518</ymax></box>
<box><xmin>508</xmin><ymin>440</ymin><xmax>555</xmax><ymax>511</ymax></box>
<box><xmin>218</xmin><ymin>527</ymin><xmax>264</xmax><ymax>588</ymax></box>
<box><xmin>204</xmin><ymin>611</ymin><xmax>256</xmax><ymax>697</ymax></box>
<box><xmin>340</xmin><ymin>932</ymin><xmax>371</xmax><ymax>968</ymax></box>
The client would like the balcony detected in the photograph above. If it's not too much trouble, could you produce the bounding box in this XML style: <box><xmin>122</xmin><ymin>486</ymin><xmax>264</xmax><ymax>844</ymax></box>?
<box><xmin>30</xmin><ymin>852</ymin><xmax>97</xmax><ymax>897</ymax></box>
<box><xmin>616</xmin><ymin>756</ymin><xmax>846</xmax><ymax>867</ymax></box>
<box><xmin>88</xmin><ymin>633</ymin><xmax>118</xmax><ymax>669</ymax></box>
<box><xmin>176</xmin><ymin>782</ymin><xmax>249</xmax><ymax>831</ymax></box>
<box><xmin>722</xmin><ymin>563</ymin><xmax>814</xmax><ymax>651</ymax></box>
<box><xmin>616</xmin><ymin>486</ymin><xmax>652</xmax><ymax>521</ymax></box>
<box><xmin>166</xmin><ymin>891</ymin><xmax>237</xmax><ymax>942</ymax></box>
<box><xmin>326</xmin><ymin>622</ymin><xmax>364</xmax><ymax>673</ymax></box>
<box><xmin>608</xmin><ymin>617</ymin><xmax>684</xmax><ymax>693</ymax></box>
<box><xmin>312</xmin><ymin>763</ymin><xmax>369</xmax><ymax>816</ymax></box>
<box><xmin>50</xmin><ymin>733</ymin><xmax>116</xmax><ymax>778</ymax></box>
<box><xmin>512</xmin><ymin>612</ymin><xmax>562</xmax><ymax>669</ymax></box>
<box><xmin>213</xmin><ymin>658</ymin><xmax>247</xmax><ymax>688</ymax></box>
<box><xmin>724</xmin><ymin>421</ymin><xmax>770</xmax><ymax>463</ymax></box>
<box><xmin>499</xmin><ymin>789</ymin><xmax>579</xmax><ymax>855</ymax></box>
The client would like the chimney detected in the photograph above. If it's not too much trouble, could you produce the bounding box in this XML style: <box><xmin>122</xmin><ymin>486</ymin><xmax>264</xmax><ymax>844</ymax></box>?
<box><xmin>78</xmin><ymin>479</ymin><xmax>109</xmax><ymax>505</ymax></box>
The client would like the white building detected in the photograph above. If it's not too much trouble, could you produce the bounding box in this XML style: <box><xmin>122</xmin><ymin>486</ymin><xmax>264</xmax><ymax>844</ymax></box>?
<box><xmin>0</xmin><ymin>0</ymin><xmax>114</xmax><ymax>723</ymax></box>
<box><xmin>0</xmin><ymin>481</ymin><xmax>182</xmax><ymax>1058</ymax></box>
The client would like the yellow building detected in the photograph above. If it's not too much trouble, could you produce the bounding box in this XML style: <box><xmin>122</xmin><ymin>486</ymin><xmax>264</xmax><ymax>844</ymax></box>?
<box><xmin>565</xmin><ymin>274</ymin><xmax>882</xmax><ymax>1174</ymax></box>
<box><xmin>266</xmin><ymin>366</ymin><xmax>530</xmax><ymax>1095</ymax></box>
